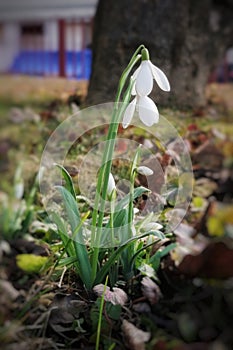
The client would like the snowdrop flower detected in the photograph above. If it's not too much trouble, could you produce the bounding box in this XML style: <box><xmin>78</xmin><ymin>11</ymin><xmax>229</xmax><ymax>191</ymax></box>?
<box><xmin>122</xmin><ymin>95</ymin><xmax>159</xmax><ymax>128</ymax></box>
<box><xmin>122</xmin><ymin>48</ymin><xmax>170</xmax><ymax>129</ymax></box>
<box><xmin>132</xmin><ymin>50</ymin><xmax>170</xmax><ymax>96</ymax></box>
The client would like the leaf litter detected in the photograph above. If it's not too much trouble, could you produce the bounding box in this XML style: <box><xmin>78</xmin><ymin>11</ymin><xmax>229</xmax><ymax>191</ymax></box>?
<box><xmin>0</xmin><ymin>83</ymin><xmax>233</xmax><ymax>349</ymax></box>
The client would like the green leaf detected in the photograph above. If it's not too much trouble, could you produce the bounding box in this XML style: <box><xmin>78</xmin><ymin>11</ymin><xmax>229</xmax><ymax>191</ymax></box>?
<box><xmin>106</xmin><ymin>208</ymin><xmax>128</xmax><ymax>229</ymax></box>
<box><xmin>106</xmin><ymin>303</ymin><xmax>122</xmax><ymax>320</ymax></box>
<box><xmin>50</xmin><ymin>212</ymin><xmax>80</xmax><ymax>271</ymax></box>
<box><xmin>55</xmin><ymin>186</ymin><xmax>92</xmax><ymax>289</ymax></box>
<box><xmin>95</xmin><ymin>232</ymin><xmax>159</xmax><ymax>285</ymax></box>
<box><xmin>16</xmin><ymin>254</ymin><xmax>48</xmax><ymax>273</ymax></box>
<box><xmin>158</xmin><ymin>242</ymin><xmax>177</xmax><ymax>258</ymax></box>
<box><xmin>55</xmin><ymin>185</ymin><xmax>81</xmax><ymax>235</ymax></box>
<box><xmin>55</xmin><ymin>164</ymin><xmax>76</xmax><ymax>199</ymax></box>
<box><xmin>149</xmin><ymin>242</ymin><xmax>177</xmax><ymax>271</ymax></box>
<box><xmin>57</xmin><ymin>256</ymin><xmax>78</xmax><ymax>267</ymax></box>
<box><xmin>192</xmin><ymin>196</ymin><xmax>205</xmax><ymax>208</ymax></box>
<box><xmin>115</xmin><ymin>186</ymin><xmax>150</xmax><ymax>212</ymax></box>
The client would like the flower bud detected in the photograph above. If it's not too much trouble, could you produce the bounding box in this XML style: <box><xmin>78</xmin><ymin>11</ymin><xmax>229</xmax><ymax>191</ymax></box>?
<box><xmin>107</xmin><ymin>173</ymin><xmax>116</xmax><ymax>198</ymax></box>
<box><xmin>137</xmin><ymin>166</ymin><xmax>153</xmax><ymax>176</ymax></box>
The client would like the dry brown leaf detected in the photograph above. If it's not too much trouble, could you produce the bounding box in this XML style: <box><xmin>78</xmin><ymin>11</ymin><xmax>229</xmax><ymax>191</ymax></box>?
<box><xmin>0</xmin><ymin>280</ymin><xmax>20</xmax><ymax>300</ymax></box>
<box><xmin>192</xmin><ymin>140</ymin><xmax>223</xmax><ymax>170</ymax></box>
<box><xmin>178</xmin><ymin>241</ymin><xmax>233</xmax><ymax>278</ymax></box>
<box><xmin>93</xmin><ymin>284</ymin><xmax>128</xmax><ymax>306</ymax></box>
<box><xmin>141</xmin><ymin>277</ymin><xmax>162</xmax><ymax>305</ymax></box>
<box><xmin>122</xmin><ymin>319</ymin><xmax>151</xmax><ymax>350</ymax></box>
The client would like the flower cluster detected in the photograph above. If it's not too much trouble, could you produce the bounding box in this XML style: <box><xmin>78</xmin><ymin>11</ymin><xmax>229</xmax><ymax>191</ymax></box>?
<box><xmin>122</xmin><ymin>48</ymin><xmax>170</xmax><ymax>128</ymax></box>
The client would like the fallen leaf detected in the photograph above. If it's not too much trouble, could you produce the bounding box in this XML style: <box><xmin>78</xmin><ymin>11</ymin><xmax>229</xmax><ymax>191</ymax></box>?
<box><xmin>193</xmin><ymin>178</ymin><xmax>217</xmax><ymax>197</ymax></box>
<box><xmin>192</xmin><ymin>140</ymin><xmax>223</xmax><ymax>170</ymax></box>
<box><xmin>48</xmin><ymin>293</ymin><xmax>87</xmax><ymax>335</ymax></box>
<box><xmin>207</xmin><ymin>203</ymin><xmax>233</xmax><ymax>237</ymax></box>
<box><xmin>16</xmin><ymin>254</ymin><xmax>48</xmax><ymax>273</ymax></box>
<box><xmin>141</xmin><ymin>277</ymin><xmax>162</xmax><ymax>305</ymax></box>
<box><xmin>178</xmin><ymin>241</ymin><xmax>233</xmax><ymax>278</ymax></box>
<box><xmin>93</xmin><ymin>284</ymin><xmax>128</xmax><ymax>306</ymax></box>
<box><xmin>122</xmin><ymin>319</ymin><xmax>150</xmax><ymax>350</ymax></box>
<box><xmin>132</xmin><ymin>302</ymin><xmax>151</xmax><ymax>313</ymax></box>
<box><xmin>0</xmin><ymin>279</ymin><xmax>20</xmax><ymax>300</ymax></box>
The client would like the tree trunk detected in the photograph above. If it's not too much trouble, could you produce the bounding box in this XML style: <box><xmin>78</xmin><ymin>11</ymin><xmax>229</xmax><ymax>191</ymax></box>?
<box><xmin>86</xmin><ymin>0</ymin><xmax>233</xmax><ymax>109</ymax></box>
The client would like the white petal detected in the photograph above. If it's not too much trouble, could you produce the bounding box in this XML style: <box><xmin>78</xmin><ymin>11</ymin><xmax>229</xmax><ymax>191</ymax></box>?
<box><xmin>107</xmin><ymin>173</ymin><xmax>116</xmax><ymax>196</ymax></box>
<box><xmin>131</xmin><ymin>82</ymin><xmax>136</xmax><ymax>95</ymax></box>
<box><xmin>143</xmin><ymin>222</ymin><xmax>163</xmax><ymax>231</ymax></box>
<box><xmin>137</xmin><ymin>166</ymin><xmax>153</xmax><ymax>176</ymax></box>
<box><xmin>135</xmin><ymin>61</ymin><xmax>153</xmax><ymax>96</ymax></box>
<box><xmin>122</xmin><ymin>97</ymin><xmax>136</xmax><ymax>128</ymax></box>
<box><xmin>132</xmin><ymin>66</ymin><xmax>140</xmax><ymax>80</ymax></box>
<box><xmin>149</xmin><ymin>61</ymin><xmax>170</xmax><ymax>91</ymax></box>
<box><xmin>138</xmin><ymin>96</ymin><xmax>159</xmax><ymax>126</ymax></box>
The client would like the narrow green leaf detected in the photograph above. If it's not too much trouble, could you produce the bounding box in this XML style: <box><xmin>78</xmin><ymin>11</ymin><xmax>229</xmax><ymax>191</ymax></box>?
<box><xmin>95</xmin><ymin>232</ymin><xmax>157</xmax><ymax>284</ymax></box>
<box><xmin>51</xmin><ymin>212</ymin><xmax>80</xmax><ymax>273</ymax></box>
<box><xmin>55</xmin><ymin>186</ymin><xmax>92</xmax><ymax>289</ymax></box>
<box><xmin>149</xmin><ymin>242</ymin><xmax>176</xmax><ymax>270</ymax></box>
<box><xmin>106</xmin><ymin>208</ymin><xmax>128</xmax><ymax>228</ymax></box>
<box><xmin>157</xmin><ymin>242</ymin><xmax>177</xmax><ymax>258</ymax></box>
<box><xmin>115</xmin><ymin>186</ymin><xmax>150</xmax><ymax>212</ymax></box>
<box><xmin>56</xmin><ymin>185</ymin><xmax>81</xmax><ymax>234</ymax></box>
<box><xmin>57</xmin><ymin>256</ymin><xmax>79</xmax><ymax>267</ymax></box>
<box><xmin>55</xmin><ymin>164</ymin><xmax>76</xmax><ymax>199</ymax></box>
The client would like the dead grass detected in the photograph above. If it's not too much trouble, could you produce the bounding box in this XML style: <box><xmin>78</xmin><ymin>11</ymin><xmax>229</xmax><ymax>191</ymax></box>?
<box><xmin>206</xmin><ymin>83</ymin><xmax>233</xmax><ymax>112</ymax></box>
<box><xmin>0</xmin><ymin>74</ymin><xmax>88</xmax><ymax>104</ymax></box>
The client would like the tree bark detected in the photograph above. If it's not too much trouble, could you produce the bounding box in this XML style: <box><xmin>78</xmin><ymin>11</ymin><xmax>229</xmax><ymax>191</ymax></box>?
<box><xmin>86</xmin><ymin>0</ymin><xmax>233</xmax><ymax>109</ymax></box>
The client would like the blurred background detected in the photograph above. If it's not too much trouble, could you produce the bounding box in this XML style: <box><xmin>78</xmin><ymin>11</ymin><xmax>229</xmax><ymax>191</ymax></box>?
<box><xmin>0</xmin><ymin>0</ymin><xmax>232</xmax><ymax>106</ymax></box>
<box><xmin>0</xmin><ymin>0</ymin><xmax>94</xmax><ymax>79</ymax></box>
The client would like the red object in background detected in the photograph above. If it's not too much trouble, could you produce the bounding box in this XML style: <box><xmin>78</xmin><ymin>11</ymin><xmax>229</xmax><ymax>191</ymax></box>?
<box><xmin>187</xmin><ymin>124</ymin><xmax>198</xmax><ymax>131</ymax></box>
<box><xmin>58</xmin><ymin>19</ymin><xmax>66</xmax><ymax>77</ymax></box>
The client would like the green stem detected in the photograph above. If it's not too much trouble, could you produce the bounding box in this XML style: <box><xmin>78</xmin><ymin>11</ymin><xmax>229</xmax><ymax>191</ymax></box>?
<box><xmin>128</xmin><ymin>171</ymin><xmax>136</xmax><ymax>230</ymax></box>
<box><xmin>110</xmin><ymin>194</ymin><xmax>115</xmax><ymax>245</ymax></box>
<box><xmin>128</xmin><ymin>146</ymin><xmax>141</xmax><ymax>230</ymax></box>
<box><xmin>90</xmin><ymin>45</ymin><xmax>145</xmax><ymax>283</ymax></box>
<box><xmin>123</xmin><ymin>147</ymin><xmax>141</xmax><ymax>274</ymax></box>
<box><xmin>95</xmin><ymin>275</ymin><xmax>109</xmax><ymax>350</ymax></box>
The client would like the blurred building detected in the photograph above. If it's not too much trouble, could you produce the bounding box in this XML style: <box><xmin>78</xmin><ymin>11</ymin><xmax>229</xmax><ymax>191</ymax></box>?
<box><xmin>0</xmin><ymin>0</ymin><xmax>98</xmax><ymax>79</ymax></box>
<box><xmin>209</xmin><ymin>47</ymin><xmax>233</xmax><ymax>83</ymax></box>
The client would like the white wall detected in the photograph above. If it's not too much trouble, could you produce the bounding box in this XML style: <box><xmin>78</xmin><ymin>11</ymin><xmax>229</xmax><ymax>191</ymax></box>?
<box><xmin>66</xmin><ymin>24</ymin><xmax>82</xmax><ymax>51</ymax></box>
<box><xmin>44</xmin><ymin>20</ymin><xmax>58</xmax><ymax>51</ymax></box>
<box><xmin>0</xmin><ymin>0</ymin><xmax>98</xmax><ymax>21</ymax></box>
<box><xmin>0</xmin><ymin>22</ymin><xmax>20</xmax><ymax>72</ymax></box>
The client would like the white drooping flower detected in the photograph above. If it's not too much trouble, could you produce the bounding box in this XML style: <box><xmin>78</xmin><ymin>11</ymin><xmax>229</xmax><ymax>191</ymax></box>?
<box><xmin>122</xmin><ymin>48</ymin><xmax>170</xmax><ymax>129</ymax></box>
<box><xmin>122</xmin><ymin>95</ymin><xmax>159</xmax><ymax>128</ymax></box>
<box><xmin>132</xmin><ymin>59</ymin><xmax>170</xmax><ymax>96</ymax></box>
